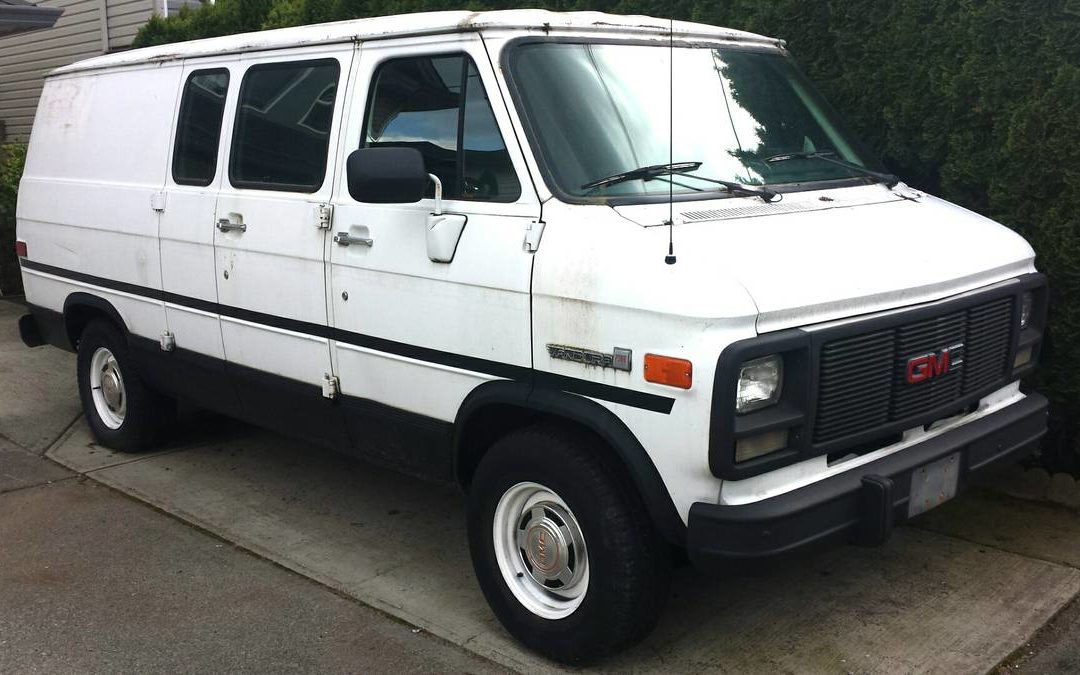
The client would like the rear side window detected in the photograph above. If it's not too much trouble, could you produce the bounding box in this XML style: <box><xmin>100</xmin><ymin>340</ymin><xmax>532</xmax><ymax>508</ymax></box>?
<box><xmin>364</xmin><ymin>54</ymin><xmax>520</xmax><ymax>203</ymax></box>
<box><xmin>229</xmin><ymin>59</ymin><xmax>340</xmax><ymax>192</ymax></box>
<box><xmin>172</xmin><ymin>69</ymin><xmax>229</xmax><ymax>186</ymax></box>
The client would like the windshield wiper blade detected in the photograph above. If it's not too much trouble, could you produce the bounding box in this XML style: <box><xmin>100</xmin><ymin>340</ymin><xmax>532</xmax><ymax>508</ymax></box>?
<box><xmin>764</xmin><ymin>151</ymin><xmax>900</xmax><ymax>188</ymax></box>
<box><xmin>581</xmin><ymin>161</ymin><xmax>703</xmax><ymax>190</ymax></box>
<box><xmin>675</xmin><ymin>174</ymin><xmax>779</xmax><ymax>202</ymax></box>
<box><xmin>582</xmin><ymin>161</ymin><xmax>780</xmax><ymax>202</ymax></box>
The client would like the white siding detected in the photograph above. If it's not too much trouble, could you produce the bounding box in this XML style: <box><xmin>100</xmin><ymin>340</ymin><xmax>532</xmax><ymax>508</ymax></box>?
<box><xmin>0</xmin><ymin>0</ymin><xmax>155</xmax><ymax>141</ymax></box>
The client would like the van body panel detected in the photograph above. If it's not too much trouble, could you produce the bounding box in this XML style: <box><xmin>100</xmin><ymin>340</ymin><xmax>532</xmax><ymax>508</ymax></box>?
<box><xmin>52</xmin><ymin>10</ymin><xmax>779</xmax><ymax>77</ymax></box>
<box><xmin>19</xmin><ymin>65</ymin><xmax>183</xmax><ymax>342</ymax></box>
<box><xmin>530</xmin><ymin>198</ymin><xmax>759</xmax><ymax>517</ymax></box>
<box><xmin>613</xmin><ymin>187</ymin><xmax>1037</xmax><ymax>334</ymax></box>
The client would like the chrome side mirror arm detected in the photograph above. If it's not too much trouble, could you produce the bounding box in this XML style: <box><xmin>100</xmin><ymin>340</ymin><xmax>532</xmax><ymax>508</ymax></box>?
<box><xmin>428</xmin><ymin>173</ymin><xmax>443</xmax><ymax>216</ymax></box>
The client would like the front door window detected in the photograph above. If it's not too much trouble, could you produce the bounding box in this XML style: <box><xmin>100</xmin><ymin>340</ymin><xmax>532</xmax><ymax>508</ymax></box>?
<box><xmin>363</xmin><ymin>54</ymin><xmax>521</xmax><ymax>203</ymax></box>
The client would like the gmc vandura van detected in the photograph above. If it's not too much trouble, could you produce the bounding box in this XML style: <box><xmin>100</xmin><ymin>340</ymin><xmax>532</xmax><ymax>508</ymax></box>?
<box><xmin>16</xmin><ymin>10</ymin><xmax>1048</xmax><ymax>663</ymax></box>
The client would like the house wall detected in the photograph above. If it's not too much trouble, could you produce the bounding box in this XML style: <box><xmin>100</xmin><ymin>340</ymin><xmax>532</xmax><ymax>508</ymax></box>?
<box><xmin>106</xmin><ymin>0</ymin><xmax>157</xmax><ymax>51</ymax></box>
<box><xmin>0</xmin><ymin>0</ymin><xmax>159</xmax><ymax>142</ymax></box>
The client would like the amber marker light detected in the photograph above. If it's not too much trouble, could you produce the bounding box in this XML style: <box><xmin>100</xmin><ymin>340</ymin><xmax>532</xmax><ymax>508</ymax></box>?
<box><xmin>644</xmin><ymin>354</ymin><xmax>693</xmax><ymax>389</ymax></box>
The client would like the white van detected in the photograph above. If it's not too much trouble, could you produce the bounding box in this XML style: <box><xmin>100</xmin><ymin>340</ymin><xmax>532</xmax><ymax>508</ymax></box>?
<box><xmin>15</xmin><ymin>9</ymin><xmax>1048</xmax><ymax>663</ymax></box>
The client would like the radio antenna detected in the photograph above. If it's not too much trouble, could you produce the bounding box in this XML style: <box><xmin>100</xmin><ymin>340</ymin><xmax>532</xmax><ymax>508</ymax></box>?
<box><xmin>664</xmin><ymin>11</ymin><xmax>677</xmax><ymax>265</ymax></box>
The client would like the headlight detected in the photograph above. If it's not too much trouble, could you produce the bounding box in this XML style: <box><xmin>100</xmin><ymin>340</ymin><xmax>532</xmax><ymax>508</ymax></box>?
<box><xmin>1020</xmin><ymin>291</ymin><xmax>1033</xmax><ymax>329</ymax></box>
<box><xmin>736</xmin><ymin>355</ymin><xmax>783</xmax><ymax>413</ymax></box>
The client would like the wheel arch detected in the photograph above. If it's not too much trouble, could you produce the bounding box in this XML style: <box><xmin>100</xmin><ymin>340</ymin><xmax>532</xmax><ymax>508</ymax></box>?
<box><xmin>453</xmin><ymin>380</ymin><xmax>687</xmax><ymax>546</ymax></box>
<box><xmin>62</xmin><ymin>292</ymin><xmax>128</xmax><ymax>351</ymax></box>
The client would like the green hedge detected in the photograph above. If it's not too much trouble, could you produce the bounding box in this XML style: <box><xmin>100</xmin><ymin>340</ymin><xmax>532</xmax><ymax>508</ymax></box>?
<box><xmin>0</xmin><ymin>143</ymin><xmax>26</xmax><ymax>296</ymax></box>
<box><xmin>125</xmin><ymin>1</ymin><xmax>1080</xmax><ymax>467</ymax></box>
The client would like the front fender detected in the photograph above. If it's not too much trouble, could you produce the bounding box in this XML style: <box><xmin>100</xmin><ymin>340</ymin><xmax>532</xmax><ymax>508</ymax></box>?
<box><xmin>454</xmin><ymin>380</ymin><xmax>686</xmax><ymax>545</ymax></box>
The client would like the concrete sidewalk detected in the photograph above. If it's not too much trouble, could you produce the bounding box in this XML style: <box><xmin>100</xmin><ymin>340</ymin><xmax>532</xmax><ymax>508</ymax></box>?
<box><xmin>6</xmin><ymin>297</ymin><xmax>1080</xmax><ymax>673</ymax></box>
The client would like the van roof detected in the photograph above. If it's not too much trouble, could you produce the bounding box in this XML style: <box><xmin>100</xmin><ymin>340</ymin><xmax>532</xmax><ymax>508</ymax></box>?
<box><xmin>52</xmin><ymin>9</ymin><xmax>781</xmax><ymax>76</ymax></box>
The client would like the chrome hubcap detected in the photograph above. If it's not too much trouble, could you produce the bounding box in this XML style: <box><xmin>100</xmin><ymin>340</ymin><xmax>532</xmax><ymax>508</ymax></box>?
<box><xmin>89</xmin><ymin>347</ymin><xmax>126</xmax><ymax>429</ymax></box>
<box><xmin>101</xmin><ymin>370</ymin><xmax>122</xmax><ymax>409</ymax></box>
<box><xmin>518</xmin><ymin>502</ymin><xmax>582</xmax><ymax>588</ymax></box>
<box><xmin>493</xmin><ymin>482</ymin><xmax>589</xmax><ymax>619</ymax></box>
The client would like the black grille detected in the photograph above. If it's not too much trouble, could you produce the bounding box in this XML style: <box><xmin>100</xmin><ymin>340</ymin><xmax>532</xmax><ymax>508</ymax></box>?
<box><xmin>813</xmin><ymin>296</ymin><xmax>1014</xmax><ymax>444</ymax></box>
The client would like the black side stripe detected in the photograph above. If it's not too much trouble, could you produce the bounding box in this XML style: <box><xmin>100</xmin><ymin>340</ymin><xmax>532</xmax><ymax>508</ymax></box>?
<box><xmin>533</xmin><ymin>371</ymin><xmax>677</xmax><ymax>414</ymax></box>
<box><xmin>21</xmin><ymin>259</ymin><xmax>676</xmax><ymax>414</ymax></box>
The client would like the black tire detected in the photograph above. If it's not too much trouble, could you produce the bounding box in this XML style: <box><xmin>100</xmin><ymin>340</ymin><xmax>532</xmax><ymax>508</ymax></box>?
<box><xmin>467</xmin><ymin>423</ymin><xmax>671</xmax><ymax>664</ymax></box>
<box><xmin>76</xmin><ymin>319</ymin><xmax>174</xmax><ymax>452</ymax></box>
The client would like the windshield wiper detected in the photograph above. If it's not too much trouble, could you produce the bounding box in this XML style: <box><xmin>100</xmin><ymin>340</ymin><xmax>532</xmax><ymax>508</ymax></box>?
<box><xmin>764</xmin><ymin>151</ymin><xmax>900</xmax><ymax>188</ymax></box>
<box><xmin>582</xmin><ymin>161</ymin><xmax>703</xmax><ymax>190</ymax></box>
<box><xmin>582</xmin><ymin>161</ymin><xmax>779</xmax><ymax>202</ymax></box>
<box><xmin>675</xmin><ymin>174</ymin><xmax>779</xmax><ymax>202</ymax></box>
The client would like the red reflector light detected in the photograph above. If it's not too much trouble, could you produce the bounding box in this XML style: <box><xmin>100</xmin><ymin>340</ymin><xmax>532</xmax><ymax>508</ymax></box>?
<box><xmin>644</xmin><ymin>354</ymin><xmax>693</xmax><ymax>389</ymax></box>
<box><xmin>15</xmin><ymin>240</ymin><xmax>27</xmax><ymax>258</ymax></box>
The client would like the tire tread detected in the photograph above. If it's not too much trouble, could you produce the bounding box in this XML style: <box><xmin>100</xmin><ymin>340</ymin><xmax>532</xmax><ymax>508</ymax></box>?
<box><xmin>467</xmin><ymin>422</ymin><xmax>670</xmax><ymax>664</ymax></box>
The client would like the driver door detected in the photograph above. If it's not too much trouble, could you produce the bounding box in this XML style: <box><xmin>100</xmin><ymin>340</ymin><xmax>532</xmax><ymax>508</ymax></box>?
<box><xmin>327</xmin><ymin>36</ymin><xmax>540</xmax><ymax>479</ymax></box>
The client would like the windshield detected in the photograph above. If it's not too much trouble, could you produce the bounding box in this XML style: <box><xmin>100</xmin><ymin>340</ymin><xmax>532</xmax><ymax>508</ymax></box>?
<box><xmin>508</xmin><ymin>42</ymin><xmax>885</xmax><ymax>201</ymax></box>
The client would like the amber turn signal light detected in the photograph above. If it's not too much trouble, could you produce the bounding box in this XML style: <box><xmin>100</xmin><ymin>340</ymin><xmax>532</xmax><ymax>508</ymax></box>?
<box><xmin>644</xmin><ymin>354</ymin><xmax>692</xmax><ymax>389</ymax></box>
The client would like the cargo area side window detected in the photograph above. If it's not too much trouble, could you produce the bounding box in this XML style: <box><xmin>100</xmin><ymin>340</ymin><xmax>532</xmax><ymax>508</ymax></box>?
<box><xmin>363</xmin><ymin>54</ymin><xmax>521</xmax><ymax>203</ymax></box>
<box><xmin>172</xmin><ymin>69</ymin><xmax>229</xmax><ymax>186</ymax></box>
<box><xmin>229</xmin><ymin>59</ymin><xmax>340</xmax><ymax>192</ymax></box>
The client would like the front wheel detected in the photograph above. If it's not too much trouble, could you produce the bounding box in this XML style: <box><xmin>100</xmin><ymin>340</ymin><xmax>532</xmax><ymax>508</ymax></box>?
<box><xmin>467</xmin><ymin>424</ymin><xmax>670</xmax><ymax>664</ymax></box>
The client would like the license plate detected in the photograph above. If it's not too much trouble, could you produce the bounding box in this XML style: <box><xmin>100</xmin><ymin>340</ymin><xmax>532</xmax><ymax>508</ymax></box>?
<box><xmin>908</xmin><ymin>452</ymin><xmax>960</xmax><ymax>517</ymax></box>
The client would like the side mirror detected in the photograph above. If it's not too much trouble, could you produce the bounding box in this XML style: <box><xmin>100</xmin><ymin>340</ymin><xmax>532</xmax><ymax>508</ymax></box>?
<box><xmin>346</xmin><ymin>147</ymin><xmax>428</xmax><ymax>204</ymax></box>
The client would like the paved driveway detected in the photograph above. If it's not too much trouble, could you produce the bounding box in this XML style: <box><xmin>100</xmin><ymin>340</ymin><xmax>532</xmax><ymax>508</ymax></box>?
<box><xmin>5</xmin><ymin>298</ymin><xmax>1080</xmax><ymax>673</ymax></box>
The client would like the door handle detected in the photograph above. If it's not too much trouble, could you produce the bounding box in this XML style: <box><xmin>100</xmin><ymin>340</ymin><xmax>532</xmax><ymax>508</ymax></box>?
<box><xmin>216</xmin><ymin>218</ymin><xmax>247</xmax><ymax>233</ymax></box>
<box><xmin>334</xmin><ymin>231</ymin><xmax>373</xmax><ymax>247</ymax></box>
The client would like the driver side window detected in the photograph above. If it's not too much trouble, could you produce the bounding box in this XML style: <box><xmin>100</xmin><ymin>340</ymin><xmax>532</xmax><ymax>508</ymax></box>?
<box><xmin>363</xmin><ymin>54</ymin><xmax>521</xmax><ymax>203</ymax></box>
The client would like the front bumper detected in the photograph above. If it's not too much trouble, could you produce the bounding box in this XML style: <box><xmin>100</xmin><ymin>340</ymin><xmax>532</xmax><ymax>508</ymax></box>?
<box><xmin>687</xmin><ymin>392</ymin><xmax>1048</xmax><ymax>567</ymax></box>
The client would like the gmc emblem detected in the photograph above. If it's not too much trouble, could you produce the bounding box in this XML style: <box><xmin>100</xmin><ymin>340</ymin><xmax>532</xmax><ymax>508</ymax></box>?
<box><xmin>905</xmin><ymin>345</ymin><xmax>963</xmax><ymax>384</ymax></box>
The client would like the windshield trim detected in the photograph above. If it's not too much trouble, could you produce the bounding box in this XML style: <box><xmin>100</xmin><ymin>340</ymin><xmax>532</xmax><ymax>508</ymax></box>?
<box><xmin>501</xmin><ymin>36</ymin><xmax>880</xmax><ymax>207</ymax></box>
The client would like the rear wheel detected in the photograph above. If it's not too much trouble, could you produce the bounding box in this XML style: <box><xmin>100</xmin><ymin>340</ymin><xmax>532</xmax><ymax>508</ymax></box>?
<box><xmin>76</xmin><ymin>320</ymin><xmax>174</xmax><ymax>452</ymax></box>
<box><xmin>467</xmin><ymin>424</ymin><xmax>670</xmax><ymax>664</ymax></box>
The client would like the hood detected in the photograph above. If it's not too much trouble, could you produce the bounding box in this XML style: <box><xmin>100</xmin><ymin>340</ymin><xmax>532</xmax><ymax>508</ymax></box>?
<box><xmin>614</xmin><ymin>185</ymin><xmax>1036</xmax><ymax>333</ymax></box>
